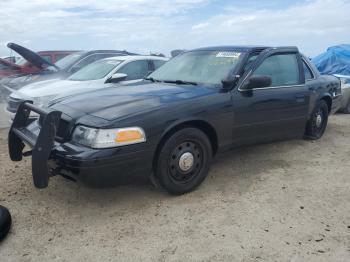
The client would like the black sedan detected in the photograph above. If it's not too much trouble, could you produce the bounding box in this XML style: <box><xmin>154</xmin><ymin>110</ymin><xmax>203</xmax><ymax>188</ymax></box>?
<box><xmin>9</xmin><ymin>46</ymin><xmax>342</xmax><ymax>195</ymax></box>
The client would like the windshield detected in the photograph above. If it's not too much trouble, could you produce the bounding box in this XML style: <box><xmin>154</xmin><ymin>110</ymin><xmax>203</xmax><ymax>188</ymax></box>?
<box><xmin>149</xmin><ymin>50</ymin><xmax>242</xmax><ymax>85</ymax></box>
<box><xmin>53</xmin><ymin>52</ymin><xmax>83</xmax><ymax>69</ymax></box>
<box><xmin>68</xmin><ymin>59</ymin><xmax>123</xmax><ymax>81</ymax></box>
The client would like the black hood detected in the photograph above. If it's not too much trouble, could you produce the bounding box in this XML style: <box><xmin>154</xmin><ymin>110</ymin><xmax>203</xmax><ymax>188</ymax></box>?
<box><xmin>50</xmin><ymin>82</ymin><xmax>217</xmax><ymax>122</ymax></box>
<box><xmin>7</xmin><ymin>43</ymin><xmax>55</xmax><ymax>69</ymax></box>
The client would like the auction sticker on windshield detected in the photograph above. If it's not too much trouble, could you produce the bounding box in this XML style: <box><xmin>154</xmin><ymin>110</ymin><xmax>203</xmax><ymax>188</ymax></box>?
<box><xmin>216</xmin><ymin>52</ymin><xmax>241</xmax><ymax>58</ymax></box>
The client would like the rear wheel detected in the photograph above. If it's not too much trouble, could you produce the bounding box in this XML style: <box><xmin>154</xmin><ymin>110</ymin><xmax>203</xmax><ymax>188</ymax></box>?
<box><xmin>304</xmin><ymin>100</ymin><xmax>329</xmax><ymax>140</ymax></box>
<box><xmin>155</xmin><ymin>128</ymin><xmax>212</xmax><ymax>195</ymax></box>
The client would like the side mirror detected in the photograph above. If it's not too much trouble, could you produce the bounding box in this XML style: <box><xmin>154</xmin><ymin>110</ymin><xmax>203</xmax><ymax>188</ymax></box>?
<box><xmin>242</xmin><ymin>75</ymin><xmax>272</xmax><ymax>90</ymax></box>
<box><xmin>106</xmin><ymin>73</ymin><xmax>127</xmax><ymax>83</ymax></box>
<box><xmin>221</xmin><ymin>75</ymin><xmax>240</xmax><ymax>90</ymax></box>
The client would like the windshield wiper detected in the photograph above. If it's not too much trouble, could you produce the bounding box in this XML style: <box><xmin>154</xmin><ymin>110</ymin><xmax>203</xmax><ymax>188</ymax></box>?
<box><xmin>163</xmin><ymin>79</ymin><xmax>198</xmax><ymax>86</ymax></box>
<box><xmin>144</xmin><ymin>77</ymin><xmax>161</xmax><ymax>82</ymax></box>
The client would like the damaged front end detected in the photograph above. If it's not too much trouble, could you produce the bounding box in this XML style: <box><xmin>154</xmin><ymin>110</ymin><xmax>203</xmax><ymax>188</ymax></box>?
<box><xmin>8</xmin><ymin>101</ymin><xmax>61</xmax><ymax>188</ymax></box>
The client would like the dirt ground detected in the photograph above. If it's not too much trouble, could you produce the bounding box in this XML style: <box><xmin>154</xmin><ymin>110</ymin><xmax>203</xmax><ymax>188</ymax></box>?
<box><xmin>0</xmin><ymin>115</ymin><xmax>349</xmax><ymax>262</ymax></box>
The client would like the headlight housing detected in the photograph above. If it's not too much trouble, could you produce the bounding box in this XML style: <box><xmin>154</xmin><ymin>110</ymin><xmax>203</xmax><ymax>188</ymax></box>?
<box><xmin>71</xmin><ymin>126</ymin><xmax>146</xmax><ymax>148</ymax></box>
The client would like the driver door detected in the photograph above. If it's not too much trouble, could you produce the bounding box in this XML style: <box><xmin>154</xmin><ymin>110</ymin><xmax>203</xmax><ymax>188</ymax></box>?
<box><xmin>231</xmin><ymin>48</ymin><xmax>310</xmax><ymax>146</ymax></box>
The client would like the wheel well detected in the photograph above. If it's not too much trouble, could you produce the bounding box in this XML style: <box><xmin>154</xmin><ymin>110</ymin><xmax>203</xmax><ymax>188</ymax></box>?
<box><xmin>153</xmin><ymin>120</ymin><xmax>218</xmax><ymax>168</ymax></box>
<box><xmin>321</xmin><ymin>96</ymin><xmax>332</xmax><ymax>113</ymax></box>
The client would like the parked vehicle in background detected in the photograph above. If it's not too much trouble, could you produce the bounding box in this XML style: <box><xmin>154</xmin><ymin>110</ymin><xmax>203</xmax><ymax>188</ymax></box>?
<box><xmin>15</xmin><ymin>51</ymin><xmax>75</xmax><ymax>70</ymax></box>
<box><xmin>8</xmin><ymin>46</ymin><xmax>342</xmax><ymax>195</ymax></box>
<box><xmin>171</xmin><ymin>49</ymin><xmax>186</xmax><ymax>57</ymax></box>
<box><xmin>313</xmin><ymin>45</ymin><xmax>350</xmax><ymax>113</ymax></box>
<box><xmin>1</xmin><ymin>56</ymin><xmax>20</xmax><ymax>63</ymax></box>
<box><xmin>6</xmin><ymin>55</ymin><xmax>168</xmax><ymax>119</ymax></box>
<box><xmin>0</xmin><ymin>58</ymin><xmax>21</xmax><ymax>79</ymax></box>
<box><xmin>0</xmin><ymin>43</ymin><xmax>77</xmax><ymax>80</ymax></box>
<box><xmin>1</xmin><ymin>45</ymin><xmax>137</xmax><ymax>91</ymax></box>
<box><xmin>333</xmin><ymin>74</ymin><xmax>350</xmax><ymax>113</ymax></box>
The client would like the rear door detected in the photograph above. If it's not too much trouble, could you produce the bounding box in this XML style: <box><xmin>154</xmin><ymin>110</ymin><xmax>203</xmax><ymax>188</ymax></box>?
<box><xmin>231</xmin><ymin>48</ymin><xmax>310</xmax><ymax>146</ymax></box>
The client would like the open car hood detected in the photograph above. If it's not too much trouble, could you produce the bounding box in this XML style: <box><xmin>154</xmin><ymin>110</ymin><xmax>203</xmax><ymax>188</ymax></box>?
<box><xmin>7</xmin><ymin>42</ymin><xmax>55</xmax><ymax>69</ymax></box>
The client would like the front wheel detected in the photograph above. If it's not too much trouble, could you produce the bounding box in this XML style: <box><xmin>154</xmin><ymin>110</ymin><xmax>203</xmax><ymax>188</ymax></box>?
<box><xmin>155</xmin><ymin>128</ymin><xmax>212</xmax><ymax>195</ymax></box>
<box><xmin>304</xmin><ymin>100</ymin><xmax>329</xmax><ymax>140</ymax></box>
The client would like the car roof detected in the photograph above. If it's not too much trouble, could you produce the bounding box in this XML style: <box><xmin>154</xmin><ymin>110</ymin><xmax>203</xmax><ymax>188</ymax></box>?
<box><xmin>82</xmin><ymin>50</ymin><xmax>138</xmax><ymax>56</ymax></box>
<box><xmin>37</xmin><ymin>51</ymin><xmax>80</xmax><ymax>54</ymax></box>
<box><xmin>191</xmin><ymin>46</ymin><xmax>270</xmax><ymax>53</ymax></box>
<box><xmin>100</xmin><ymin>55</ymin><xmax>169</xmax><ymax>62</ymax></box>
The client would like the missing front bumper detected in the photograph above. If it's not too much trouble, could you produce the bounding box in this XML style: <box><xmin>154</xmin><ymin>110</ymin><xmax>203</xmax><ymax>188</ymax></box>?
<box><xmin>8</xmin><ymin>101</ymin><xmax>62</xmax><ymax>188</ymax></box>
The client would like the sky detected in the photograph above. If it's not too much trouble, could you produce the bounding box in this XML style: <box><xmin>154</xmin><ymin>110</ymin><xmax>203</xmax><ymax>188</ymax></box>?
<box><xmin>0</xmin><ymin>0</ymin><xmax>349</xmax><ymax>57</ymax></box>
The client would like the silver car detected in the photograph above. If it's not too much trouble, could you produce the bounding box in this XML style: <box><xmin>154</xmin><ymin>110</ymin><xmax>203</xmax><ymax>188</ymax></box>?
<box><xmin>6</xmin><ymin>55</ymin><xmax>168</xmax><ymax>120</ymax></box>
<box><xmin>335</xmin><ymin>75</ymin><xmax>350</xmax><ymax>113</ymax></box>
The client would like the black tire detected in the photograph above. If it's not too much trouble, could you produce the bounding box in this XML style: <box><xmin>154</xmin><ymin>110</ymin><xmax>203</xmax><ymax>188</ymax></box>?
<box><xmin>155</xmin><ymin>128</ymin><xmax>212</xmax><ymax>195</ymax></box>
<box><xmin>304</xmin><ymin>100</ymin><xmax>329</xmax><ymax>140</ymax></box>
<box><xmin>342</xmin><ymin>100</ymin><xmax>350</xmax><ymax>114</ymax></box>
<box><xmin>0</xmin><ymin>205</ymin><xmax>11</xmax><ymax>242</ymax></box>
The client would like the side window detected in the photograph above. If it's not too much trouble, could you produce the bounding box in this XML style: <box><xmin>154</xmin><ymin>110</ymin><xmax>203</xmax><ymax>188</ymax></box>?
<box><xmin>253</xmin><ymin>54</ymin><xmax>300</xmax><ymax>87</ymax></box>
<box><xmin>302</xmin><ymin>60</ymin><xmax>314</xmax><ymax>80</ymax></box>
<box><xmin>72</xmin><ymin>54</ymin><xmax>114</xmax><ymax>72</ymax></box>
<box><xmin>41</xmin><ymin>55</ymin><xmax>52</xmax><ymax>63</ymax></box>
<box><xmin>153</xmin><ymin>60</ymin><xmax>166</xmax><ymax>70</ymax></box>
<box><xmin>117</xmin><ymin>60</ymin><xmax>150</xmax><ymax>80</ymax></box>
<box><xmin>55</xmin><ymin>54</ymin><xmax>69</xmax><ymax>62</ymax></box>
<box><xmin>72</xmin><ymin>54</ymin><xmax>98</xmax><ymax>72</ymax></box>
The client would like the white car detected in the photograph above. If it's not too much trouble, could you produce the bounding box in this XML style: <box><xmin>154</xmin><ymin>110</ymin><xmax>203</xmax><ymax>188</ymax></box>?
<box><xmin>6</xmin><ymin>55</ymin><xmax>168</xmax><ymax>119</ymax></box>
<box><xmin>334</xmin><ymin>74</ymin><xmax>350</xmax><ymax>113</ymax></box>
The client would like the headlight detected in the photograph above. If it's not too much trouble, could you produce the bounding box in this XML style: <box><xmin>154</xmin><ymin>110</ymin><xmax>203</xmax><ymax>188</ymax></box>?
<box><xmin>71</xmin><ymin>126</ymin><xmax>146</xmax><ymax>148</ymax></box>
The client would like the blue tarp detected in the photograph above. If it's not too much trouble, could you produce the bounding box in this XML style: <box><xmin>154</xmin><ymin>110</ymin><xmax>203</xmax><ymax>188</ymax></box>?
<box><xmin>312</xmin><ymin>44</ymin><xmax>350</xmax><ymax>76</ymax></box>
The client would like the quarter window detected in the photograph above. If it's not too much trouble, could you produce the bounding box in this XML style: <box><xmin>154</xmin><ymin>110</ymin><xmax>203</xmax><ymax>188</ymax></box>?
<box><xmin>117</xmin><ymin>60</ymin><xmax>149</xmax><ymax>80</ymax></box>
<box><xmin>302</xmin><ymin>60</ymin><xmax>314</xmax><ymax>80</ymax></box>
<box><xmin>253</xmin><ymin>54</ymin><xmax>300</xmax><ymax>87</ymax></box>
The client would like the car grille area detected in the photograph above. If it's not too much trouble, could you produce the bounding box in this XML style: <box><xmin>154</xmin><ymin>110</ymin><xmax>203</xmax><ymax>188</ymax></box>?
<box><xmin>38</xmin><ymin>115</ymin><xmax>71</xmax><ymax>142</ymax></box>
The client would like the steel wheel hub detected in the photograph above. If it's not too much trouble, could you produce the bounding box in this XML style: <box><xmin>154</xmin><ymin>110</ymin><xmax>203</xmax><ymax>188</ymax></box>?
<box><xmin>316</xmin><ymin>113</ymin><xmax>322</xmax><ymax>128</ymax></box>
<box><xmin>168</xmin><ymin>141</ymin><xmax>203</xmax><ymax>183</ymax></box>
<box><xmin>178</xmin><ymin>152</ymin><xmax>194</xmax><ymax>172</ymax></box>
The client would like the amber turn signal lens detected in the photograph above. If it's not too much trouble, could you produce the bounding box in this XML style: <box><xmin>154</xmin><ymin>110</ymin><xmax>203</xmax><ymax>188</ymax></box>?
<box><xmin>115</xmin><ymin>130</ymin><xmax>144</xmax><ymax>143</ymax></box>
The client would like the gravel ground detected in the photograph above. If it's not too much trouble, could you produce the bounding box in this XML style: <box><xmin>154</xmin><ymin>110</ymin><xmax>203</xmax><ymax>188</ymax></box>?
<box><xmin>0</xmin><ymin>115</ymin><xmax>349</xmax><ymax>262</ymax></box>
